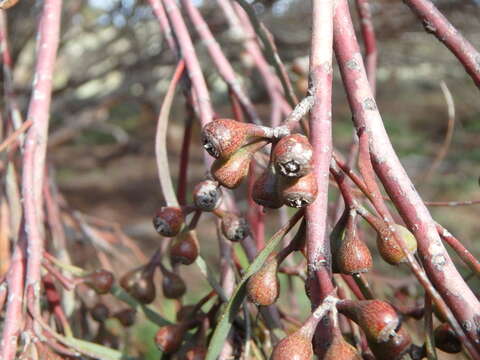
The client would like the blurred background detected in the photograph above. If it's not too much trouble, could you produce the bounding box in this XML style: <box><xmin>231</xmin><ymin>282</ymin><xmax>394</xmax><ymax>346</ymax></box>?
<box><xmin>2</xmin><ymin>0</ymin><xmax>480</xmax><ymax>358</ymax></box>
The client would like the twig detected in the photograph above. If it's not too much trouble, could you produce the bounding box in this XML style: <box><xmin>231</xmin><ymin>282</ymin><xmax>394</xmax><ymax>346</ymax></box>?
<box><xmin>333</xmin><ymin>0</ymin><xmax>480</xmax><ymax>353</ymax></box>
<box><xmin>403</xmin><ymin>0</ymin><xmax>480</xmax><ymax>89</ymax></box>
<box><xmin>0</xmin><ymin>120</ymin><xmax>32</xmax><ymax>153</ymax></box>
<box><xmin>230</xmin><ymin>1</ymin><xmax>286</xmax><ymax>125</ymax></box>
<box><xmin>354</xmin><ymin>0</ymin><xmax>377</xmax><ymax>95</ymax></box>
<box><xmin>161</xmin><ymin>0</ymin><xmax>214</xmax><ymax>128</ymax></box>
<box><xmin>306</xmin><ymin>0</ymin><xmax>334</xmax><ymax>355</ymax></box>
<box><xmin>180</xmin><ymin>0</ymin><xmax>260</xmax><ymax>124</ymax></box>
<box><xmin>234</xmin><ymin>0</ymin><xmax>298</xmax><ymax>108</ymax></box>
<box><xmin>436</xmin><ymin>223</ymin><xmax>480</xmax><ymax>278</ymax></box>
<box><xmin>0</xmin><ymin>234</ymin><xmax>26</xmax><ymax>359</ymax></box>
<box><xmin>22</xmin><ymin>0</ymin><xmax>63</xmax><ymax>334</ymax></box>
<box><xmin>306</xmin><ymin>0</ymin><xmax>335</xmax><ymax>306</ymax></box>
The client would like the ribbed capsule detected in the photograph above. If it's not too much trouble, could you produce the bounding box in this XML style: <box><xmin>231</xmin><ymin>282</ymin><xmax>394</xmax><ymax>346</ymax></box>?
<box><xmin>201</xmin><ymin>118</ymin><xmax>269</xmax><ymax>159</ymax></box>
<box><xmin>324</xmin><ymin>332</ymin><xmax>361</xmax><ymax>360</ymax></box>
<box><xmin>153</xmin><ymin>207</ymin><xmax>184</xmax><ymax>237</ymax></box>
<box><xmin>83</xmin><ymin>269</ymin><xmax>114</xmax><ymax>294</ymax></box>
<box><xmin>161</xmin><ymin>266</ymin><xmax>186</xmax><ymax>299</ymax></box>
<box><xmin>113</xmin><ymin>308</ymin><xmax>136</xmax><ymax>327</ymax></box>
<box><xmin>337</xmin><ymin>300</ymin><xmax>400</xmax><ymax>343</ymax></box>
<box><xmin>90</xmin><ymin>303</ymin><xmax>110</xmax><ymax>322</ymax></box>
<box><xmin>221</xmin><ymin>213</ymin><xmax>249</xmax><ymax>242</ymax></box>
<box><xmin>272</xmin><ymin>134</ymin><xmax>313</xmax><ymax>178</ymax></box>
<box><xmin>193</xmin><ymin>180</ymin><xmax>222</xmax><ymax>211</ymax></box>
<box><xmin>252</xmin><ymin>163</ymin><xmax>283</xmax><ymax>209</ymax></box>
<box><xmin>211</xmin><ymin>140</ymin><xmax>266</xmax><ymax>189</ymax></box>
<box><xmin>247</xmin><ymin>255</ymin><xmax>279</xmax><ymax>306</ymax></box>
<box><xmin>271</xmin><ymin>301</ymin><xmax>327</xmax><ymax>360</ymax></box>
<box><xmin>376</xmin><ymin>224</ymin><xmax>417</xmax><ymax>265</ymax></box>
<box><xmin>155</xmin><ymin>323</ymin><xmax>187</xmax><ymax>354</ymax></box>
<box><xmin>169</xmin><ymin>230</ymin><xmax>199</xmax><ymax>265</ymax></box>
<box><xmin>331</xmin><ymin>210</ymin><xmax>372</xmax><ymax>275</ymax></box>
<box><xmin>120</xmin><ymin>266</ymin><xmax>156</xmax><ymax>304</ymax></box>
<box><xmin>279</xmin><ymin>172</ymin><xmax>318</xmax><ymax>208</ymax></box>
<box><xmin>368</xmin><ymin>326</ymin><xmax>412</xmax><ymax>360</ymax></box>
<box><xmin>271</xmin><ymin>332</ymin><xmax>313</xmax><ymax>360</ymax></box>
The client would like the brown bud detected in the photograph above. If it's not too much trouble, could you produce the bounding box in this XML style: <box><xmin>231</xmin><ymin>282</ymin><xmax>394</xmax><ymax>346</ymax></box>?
<box><xmin>153</xmin><ymin>207</ymin><xmax>184</xmax><ymax>237</ymax></box>
<box><xmin>211</xmin><ymin>140</ymin><xmax>265</xmax><ymax>189</ymax></box>
<box><xmin>252</xmin><ymin>164</ymin><xmax>283</xmax><ymax>209</ymax></box>
<box><xmin>331</xmin><ymin>210</ymin><xmax>372</xmax><ymax>275</ymax></box>
<box><xmin>337</xmin><ymin>300</ymin><xmax>400</xmax><ymax>343</ymax></box>
<box><xmin>279</xmin><ymin>172</ymin><xmax>318</xmax><ymax>208</ymax></box>
<box><xmin>161</xmin><ymin>266</ymin><xmax>186</xmax><ymax>299</ymax></box>
<box><xmin>271</xmin><ymin>332</ymin><xmax>313</xmax><ymax>360</ymax></box>
<box><xmin>155</xmin><ymin>323</ymin><xmax>188</xmax><ymax>354</ymax></box>
<box><xmin>193</xmin><ymin>180</ymin><xmax>222</xmax><ymax>211</ymax></box>
<box><xmin>273</xmin><ymin>134</ymin><xmax>313</xmax><ymax>178</ymax></box>
<box><xmin>376</xmin><ymin>224</ymin><xmax>417</xmax><ymax>265</ymax></box>
<box><xmin>83</xmin><ymin>269</ymin><xmax>114</xmax><ymax>295</ymax></box>
<box><xmin>201</xmin><ymin>118</ymin><xmax>267</xmax><ymax>159</ymax></box>
<box><xmin>324</xmin><ymin>332</ymin><xmax>361</xmax><ymax>360</ymax></box>
<box><xmin>185</xmin><ymin>345</ymin><xmax>207</xmax><ymax>360</ymax></box>
<box><xmin>90</xmin><ymin>303</ymin><xmax>110</xmax><ymax>322</ymax></box>
<box><xmin>169</xmin><ymin>230</ymin><xmax>199</xmax><ymax>265</ymax></box>
<box><xmin>246</xmin><ymin>255</ymin><xmax>279</xmax><ymax>306</ymax></box>
<box><xmin>120</xmin><ymin>266</ymin><xmax>156</xmax><ymax>304</ymax></box>
<box><xmin>368</xmin><ymin>326</ymin><xmax>412</xmax><ymax>360</ymax></box>
<box><xmin>113</xmin><ymin>308</ymin><xmax>136</xmax><ymax>327</ymax></box>
<box><xmin>434</xmin><ymin>323</ymin><xmax>461</xmax><ymax>354</ymax></box>
<box><xmin>221</xmin><ymin>213</ymin><xmax>249</xmax><ymax>242</ymax></box>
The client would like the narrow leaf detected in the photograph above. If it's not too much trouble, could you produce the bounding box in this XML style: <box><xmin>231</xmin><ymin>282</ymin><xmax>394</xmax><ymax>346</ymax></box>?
<box><xmin>205</xmin><ymin>210</ymin><xmax>304</xmax><ymax>360</ymax></box>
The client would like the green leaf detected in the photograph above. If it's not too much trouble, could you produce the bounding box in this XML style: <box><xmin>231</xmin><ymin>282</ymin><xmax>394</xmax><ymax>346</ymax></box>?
<box><xmin>111</xmin><ymin>285</ymin><xmax>172</xmax><ymax>327</ymax></box>
<box><xmin>62</xmin><ymin>337</ymin><xmax>136</xmax><ymax>360</ymax></box>
<box><xmin>205</xmin><ymin>210</ymin><xmax>304</xmax><ymax>360</ymax></box>
<box><xmin>195</xmin><ymin>256</ymin><xmax>228</xmax><ymax>302</ymax></box>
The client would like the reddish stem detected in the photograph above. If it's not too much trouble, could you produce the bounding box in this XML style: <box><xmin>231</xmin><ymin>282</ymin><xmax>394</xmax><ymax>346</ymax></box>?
<box><xmin>161</xmin><ymin>0</ymin><xmax>214</xmax><ymax>128</ymax></box>
<box><xmin>180</xmin><ymin>0</ymin><xmax>260</xmax><ymax>124</ymax></box>
<box><xmin>404</xmin><ymin>0</ymin><xmax>480</xmax><ymax>89</ymax></box>
<box><xmin>306</xmin><ymin>0</ymin><xmax>335</xmax><ymax>305</ymax></box>
<box><xmin>354</xmin><ymin>0</ymin><xmax>377</xmax><ymax>95</ymax></box>
<box><xmin>0</xmin><ymin>234</ymin><xmax>26</xmax><ymax>359</ymax></box>
<box><xmin>333</xmin><ymin>0</ymin><xmax>480</xmax><ymax>352</ymax></box>
<box><xmin>437</xmin><ymin>223</ymin><xmax>480</xmax><ymax>278</ymax></box>
<box><xmin>306</xmin><ymin>0</ymin><xmax>335</xmax><ymax>355</ymax></box>
<box><xmin>22</xmin><ymin>0</ymin><xmax>62</xmax><ymax>326</ymax></box>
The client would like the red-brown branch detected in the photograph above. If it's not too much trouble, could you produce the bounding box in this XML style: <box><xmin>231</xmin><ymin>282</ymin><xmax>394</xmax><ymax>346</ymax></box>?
<box><xmin>437</xmin><ymin>223</ymin><xmax>480</xmax><ymax>279</ymax></box>
<box><xmin>306</xmin><ymin>0</ymin><xmax>334</xmax><ymax>355</ymax></box>
<box><xmin>354</xmin><ymin>0</ymin><xmax>377</xmax><ymax>95</ymax></box>
<box><xmin>333</xmin><ymin>0</ymin><xmax>480</xmax><ymax>351</ymax></box>
<box><xmin>22</xmin><ymin>0</ymin><xmax>62</xmax><ymax>319</ymax></box>
<box><xmin>161</xmin><ymin>0</ymin><xmax>213</xmax><ymax>128</ymax></box>
<box><xmin>403</xmin><ymin>0</ymin><xmax>480</xmax><ymax>89</ymax></box>
<box><xmin>180</xmin><ymin>0</ymin><xmax>260</xmax><ymax>124</ymax></box>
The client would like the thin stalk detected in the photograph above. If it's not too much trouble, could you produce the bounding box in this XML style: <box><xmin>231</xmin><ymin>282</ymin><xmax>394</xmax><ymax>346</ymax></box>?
<box><xmin>352</xmin><ymin>273</ymin><xmax>375</xmax><ymax>300</ymax></box>
<box><xmin>155</xmin><ymin>60</ymin><xmax>185</xmax><ymax>208</ymax></box>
